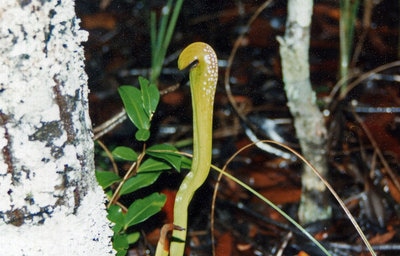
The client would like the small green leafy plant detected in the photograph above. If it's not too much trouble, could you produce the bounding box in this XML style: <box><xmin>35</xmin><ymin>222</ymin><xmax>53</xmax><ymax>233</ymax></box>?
<box><xmin>95</xmin><ymin>76</ymin><xmax>191</xmax><ymax>256</ymax></box>
<box><xmin>95</xmin><ymin>2</ymin><xmax>188</xmax><ymax>253</ymax></box>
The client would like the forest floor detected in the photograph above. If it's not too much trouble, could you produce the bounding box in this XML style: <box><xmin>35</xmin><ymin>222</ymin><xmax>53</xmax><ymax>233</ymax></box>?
<box><xmin>76</xmin><ymin>1</ymin><xmax>400</xmax><ymax>255</ymax></box>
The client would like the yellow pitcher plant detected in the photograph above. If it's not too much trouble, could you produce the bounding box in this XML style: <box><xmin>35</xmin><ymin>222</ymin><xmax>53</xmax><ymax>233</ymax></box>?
<box><xmin>156</xmin><ymin>42</ymin><xmax>218</xmax><ymax>256</ymax></box>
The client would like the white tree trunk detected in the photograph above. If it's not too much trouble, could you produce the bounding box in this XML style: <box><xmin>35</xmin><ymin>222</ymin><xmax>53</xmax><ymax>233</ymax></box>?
<box><xmin>0</xmin><ymin>1</ymin><xmax>114</xmax><ymax>255</ymax></box>
<box><xmin>278</xmin><ymin>0</ymin><xmax>332</xmax><ymax>224</ymax></box>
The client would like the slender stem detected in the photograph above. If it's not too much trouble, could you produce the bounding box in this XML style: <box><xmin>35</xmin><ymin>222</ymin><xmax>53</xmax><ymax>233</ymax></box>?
<box><xmin>96</xmin><ymin>140</ymin><xmax>119</xmax><ymax>176</ymax></box>
<box><xmin>107</xmin><ymin>144</ymin><xmax>146</xmax><ymax>208</ymax></box>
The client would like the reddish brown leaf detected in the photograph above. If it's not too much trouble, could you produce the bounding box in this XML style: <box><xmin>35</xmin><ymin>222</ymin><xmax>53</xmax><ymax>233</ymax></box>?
<box><xmin>216</xmin><ymin>232</ymin><xmax>233</xmax><ymax>256</ymax></box>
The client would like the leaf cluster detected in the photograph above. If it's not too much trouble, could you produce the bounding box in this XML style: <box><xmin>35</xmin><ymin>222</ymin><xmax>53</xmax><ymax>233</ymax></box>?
<box><xmin>118</xmin><ymin>76</ymin><xmax>159</xmax><ymax>141</ymax></box>
<box><xmin>95</xmin><ymin>77</ymin><xmax>190</xmax><ymax>255</ymax></box>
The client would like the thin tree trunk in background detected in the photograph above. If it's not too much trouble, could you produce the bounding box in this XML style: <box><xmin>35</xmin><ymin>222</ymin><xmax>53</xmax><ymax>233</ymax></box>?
<box><xmin>278</xmin><ymin>0</ymin><xmax>332</xmax><ymax>224</ymax></box>
<box><xmin>0</xmin><ymin>1</ymin><xmax>114</xmax><ymax>254</ymax></box>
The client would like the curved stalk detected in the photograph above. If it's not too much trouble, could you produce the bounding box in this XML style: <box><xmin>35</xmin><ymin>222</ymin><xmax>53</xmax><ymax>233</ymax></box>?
<box><xmin>170</xmin><ymin>42</ymin><xmax>218</xmax><ymax>255</ymax></box>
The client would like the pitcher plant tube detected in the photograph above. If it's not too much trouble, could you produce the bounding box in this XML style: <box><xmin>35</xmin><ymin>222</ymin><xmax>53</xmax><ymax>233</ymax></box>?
<box><xmin>169</xmin><ymin>42</ymin><xmax>218</xmax><ymax>255</ymax></box>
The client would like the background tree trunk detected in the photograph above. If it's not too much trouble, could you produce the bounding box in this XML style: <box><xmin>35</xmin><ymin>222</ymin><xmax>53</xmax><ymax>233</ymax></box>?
<box><xmin>278</xmin><ymin>0</ymin><xmax>332</xmax><ymax>224</ymax></box>
<box><xmin>0</xmin><ymin>1</ymin><xmax>114</xmax><ymax>254</ymax></box>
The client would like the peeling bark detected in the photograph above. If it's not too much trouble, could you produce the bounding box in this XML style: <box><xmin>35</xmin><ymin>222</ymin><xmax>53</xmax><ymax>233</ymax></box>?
<box><xmin>278</xmin><ymin>0</ymin><xmax>332</xmax><ymax>224</ymax></box>
<box><xmin>0</xmin><ymin>1</ymin><xmax>114</xmax><ymax>254</ymax></box>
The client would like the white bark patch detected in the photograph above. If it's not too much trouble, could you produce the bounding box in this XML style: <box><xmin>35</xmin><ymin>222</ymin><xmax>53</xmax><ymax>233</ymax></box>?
<box><xmin>0</xmin><ymin>0</ymin><xmax>114</xmax><ymax>254</ymax></box>
<box><xmin>287</xmin><ymin>0</ymin><xmax>312</xmax><ymax>27</ymax></box>
<box><xmin>0</xmin><ymin>189</ymin><xmax>114</xmax><ymax>255</ymax></box>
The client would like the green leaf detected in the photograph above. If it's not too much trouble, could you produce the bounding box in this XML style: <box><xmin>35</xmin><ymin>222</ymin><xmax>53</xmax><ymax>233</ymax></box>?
<box><xmin>181</xmin><ymin>156</ymin><xmax>192</xmax><ymax>169</ymax></box>
<box><xmin>116</xmin><ymin>249</ymin><xmax>128</xmax><ymax>256</ymax></box>
<box><xmin>120</xmin><ymin>172</ymin><xmax>162</xmax><ymax>195</ymax></box>
<box><xmin>135</xmin><ymin>128</ymin><xmax>150</xmax><ymax>141</ymax></box>
<box><xmin>139</xmin><ymin>76</ymin><xmax>160</xmax><ymax>118</ymax></box>
<box><xmin>148</xmin><ymin>84</ymin><xmax>160</xmax><ymax>114</ymax></box>
<box><xmin>127</xmin><ymin>232</ymin><xmax>141</xmax><ymax>244</ymax></box>
<box><xmin>95</xmin><ymin>171</ymin><xmax>122</xmax><ymax>189</ymax></box>
<box><xmin>146</xmin><ymin>144</ymin><xmax>182</xmax><ymax>171</ymax></box>
<box><xmin>113</xmin><ymin>233</ymin><xmax>129</xmax><ymax>252</ymax></box>
<box><xmin>138</xmin><ymin>157</ymin><xmax>172</xmax><ymax>173</ymax></box>
<box><xmin>118</xmin><ymin>85</ymin><xmax>149</xmax><ymax>131</ymax></box>
<box><xmin>107</xmin><ymin>204</ymin><xmax>125</xmax><ymax>226</ymax></box>
<box><xmin>112</xmin><ymin>146</ymin><xmax>138</xmax><ymax>161</ymax></box>
<box><xmin>138</xmin><ymin>76</ymin><xmax>150</xmax><ymax>88</ymax></box>
<box><xmin>112</xmin><ymin>223</ymin><xmax>123</xmax><ymax>233</ymax></box>
<box><xmin>124</xmin><ymin>192</ymin><xmax>166</xmax><ymax>228</ymax></box>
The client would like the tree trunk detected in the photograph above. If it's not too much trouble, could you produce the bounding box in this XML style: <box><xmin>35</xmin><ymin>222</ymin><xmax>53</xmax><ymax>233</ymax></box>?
<box><xmin>0</xmin><ymin>1</ymin><xmax>114</xmax><ymax>254</ymax></box>
<box><xmin>278</xmin><ymin>0</ymin><xmax>332</xmax><ymax>224</ymax></box>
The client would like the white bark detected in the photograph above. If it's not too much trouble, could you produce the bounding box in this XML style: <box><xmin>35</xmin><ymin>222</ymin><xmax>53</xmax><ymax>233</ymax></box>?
<box><xmin>278</xmin><ymin>0</ymin><xmax>332</xmax><ymax>224</ymax></box>
<box><xmin>0</xmin><ymin>1</ymin><xmax>114</xmax><ymax>255</ymax></box>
